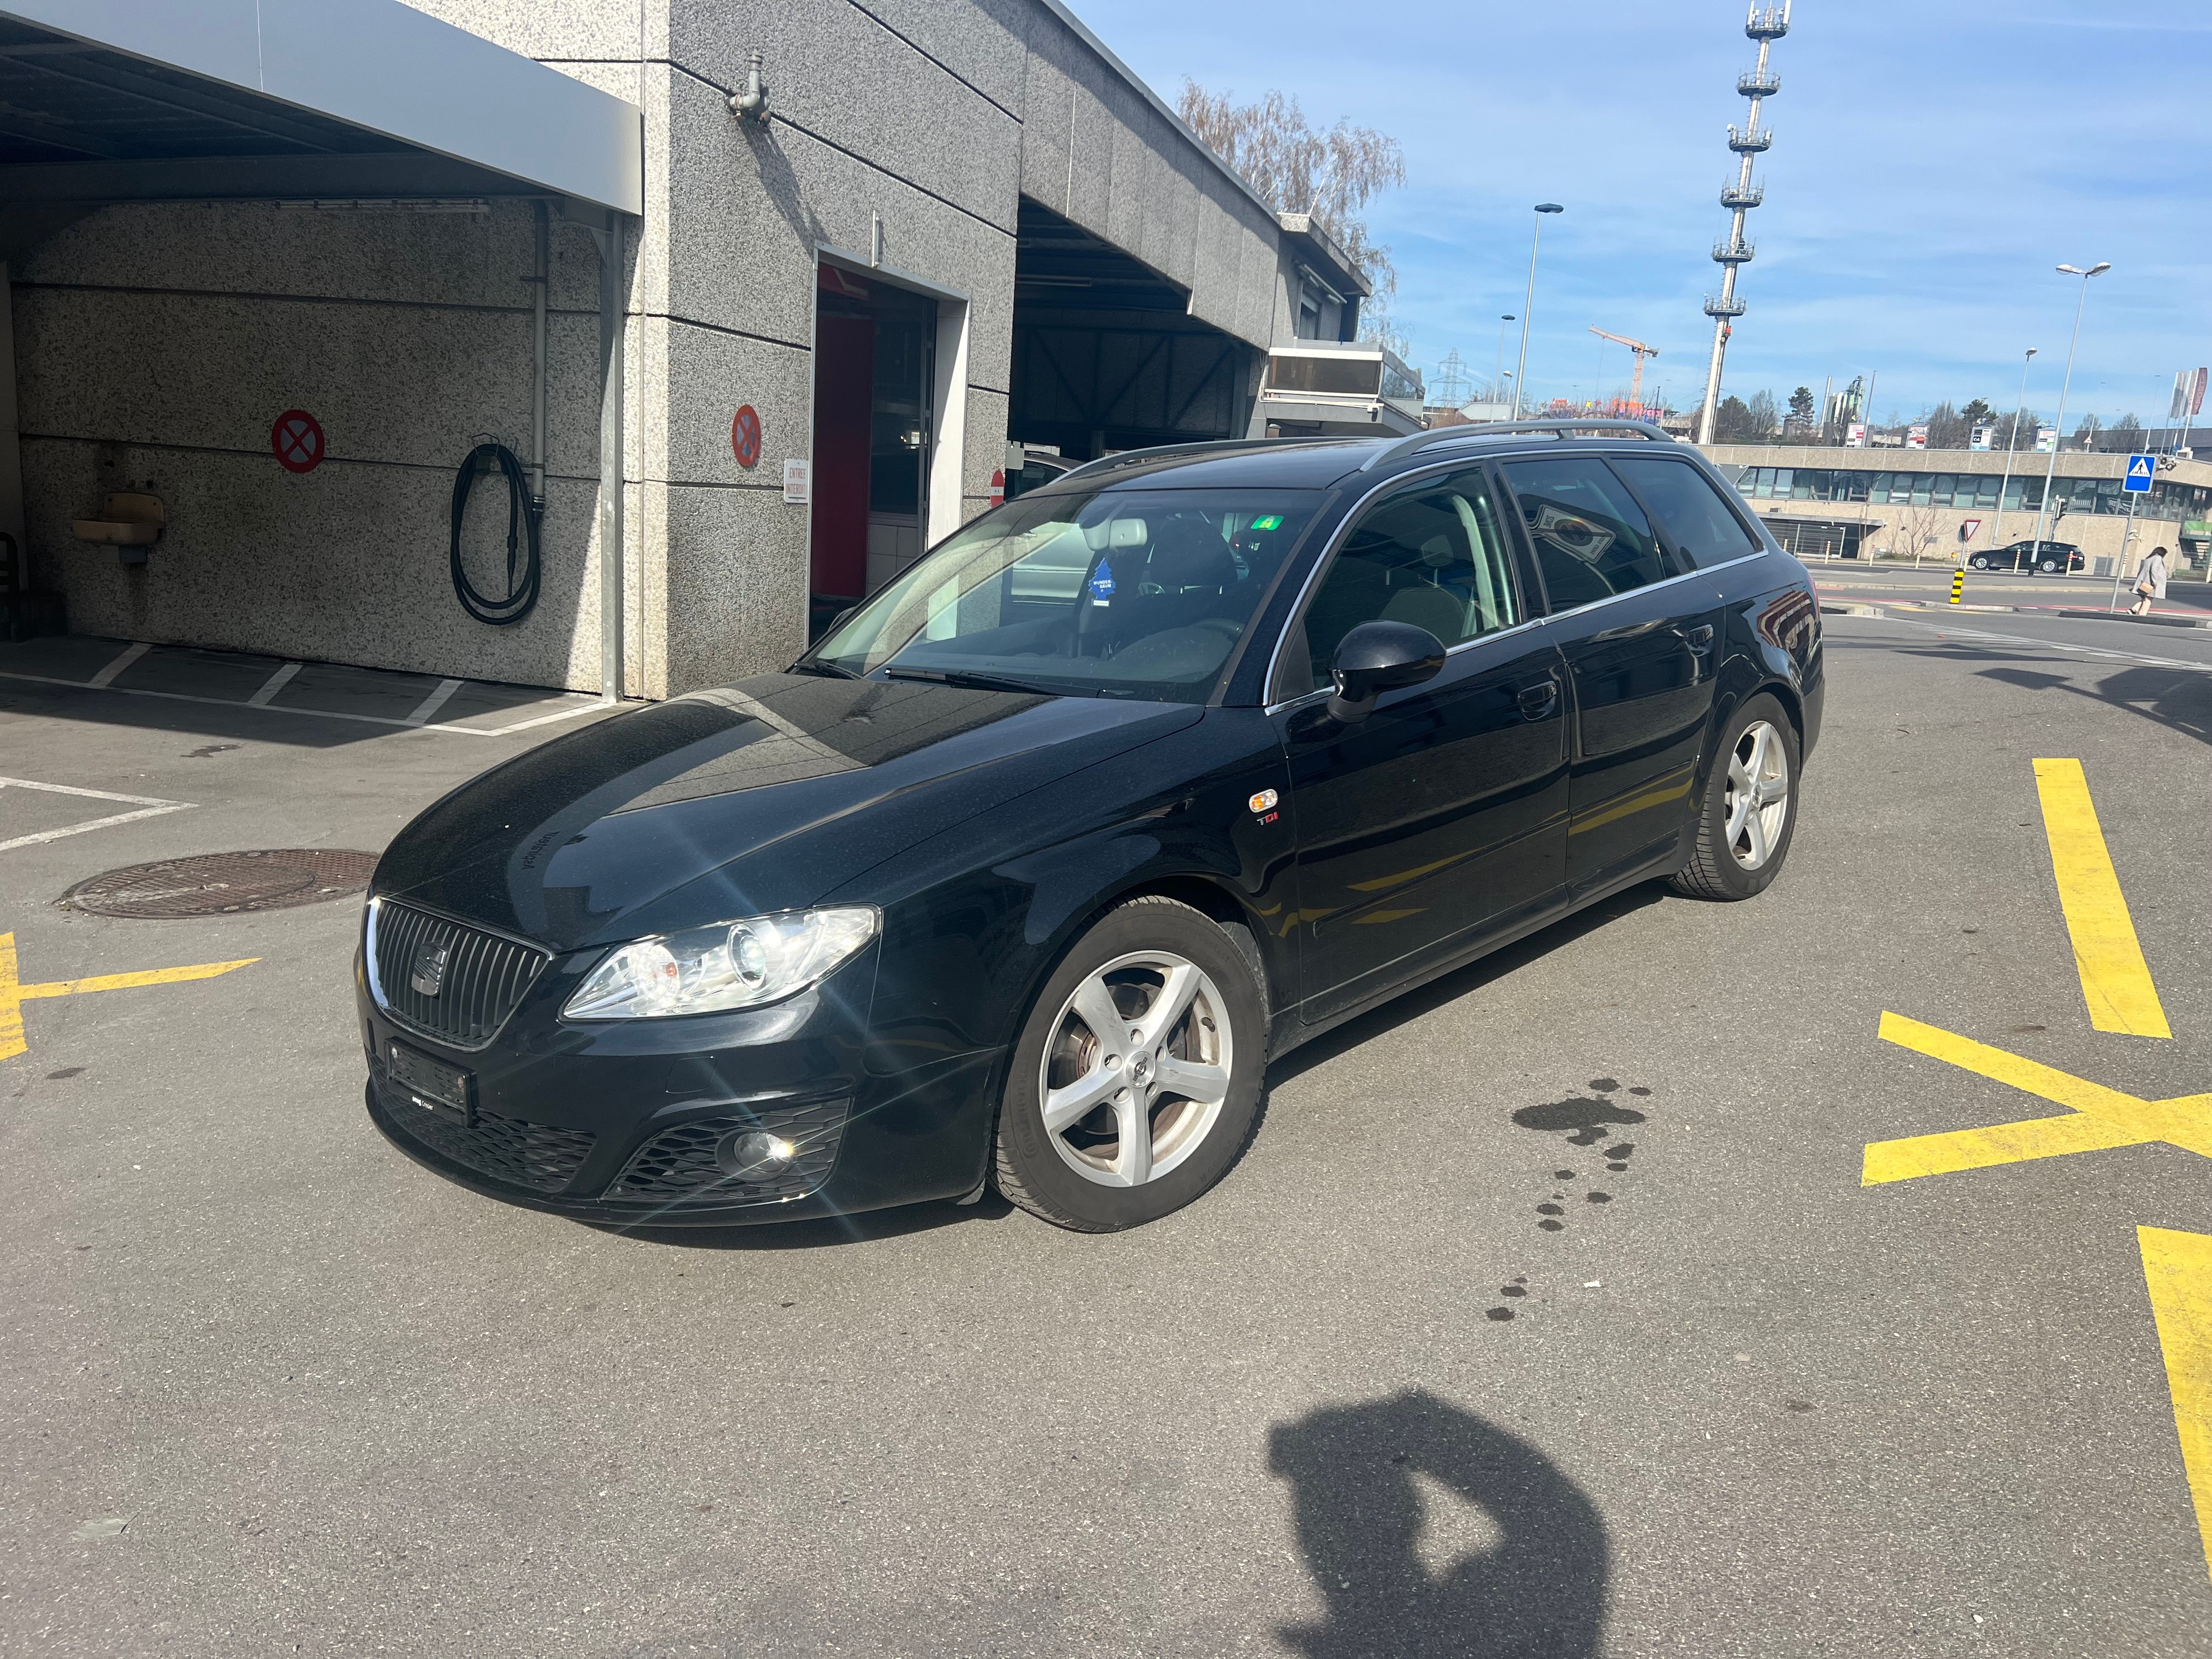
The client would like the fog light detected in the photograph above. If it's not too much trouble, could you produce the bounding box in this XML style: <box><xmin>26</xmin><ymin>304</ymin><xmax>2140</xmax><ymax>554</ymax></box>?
<box><xmin>716</xmin><ymin>1129</ymin><xmax>797</xmax><ymax>1179</ymax></box>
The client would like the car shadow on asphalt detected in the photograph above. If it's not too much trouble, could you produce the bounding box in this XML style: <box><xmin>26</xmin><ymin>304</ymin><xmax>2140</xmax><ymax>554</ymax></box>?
<box><xmin>1266</xmin><ymin>883</ymin><xmax>1669</xmax><ymax>1091</ymax></box>
<box><xmin>1271</xmin><ymin>1387</ymin><xmax>1607</xmax><ymax>1657</ymax></box>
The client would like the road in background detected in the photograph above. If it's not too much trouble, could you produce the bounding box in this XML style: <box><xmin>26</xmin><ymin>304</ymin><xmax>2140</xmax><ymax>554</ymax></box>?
<box><xmin>3</xmin><ymin>611</ymin><xmax>2210</xmax><ymax>1657</ymax></box>
<box><xmin>1808</xmin><ymin>561</ymin><xmax>2212</xmax><ymax>620</ymax></box>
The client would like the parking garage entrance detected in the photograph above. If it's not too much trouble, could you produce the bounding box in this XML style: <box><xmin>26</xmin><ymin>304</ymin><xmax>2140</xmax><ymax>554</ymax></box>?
<box><xmin>808</xmin><ymin>264</ymin><xmax>939</xmax><ymax>639</ymax></box>
<box><xmin>1007</xmin><ymin>199</ymin><xmax>1256</xmax><ymax>465</ymax></box>
<box><xmin>1762</xmin><ymin>516</ymin><xmax>1874</xmax><ymax>561</ymax></box>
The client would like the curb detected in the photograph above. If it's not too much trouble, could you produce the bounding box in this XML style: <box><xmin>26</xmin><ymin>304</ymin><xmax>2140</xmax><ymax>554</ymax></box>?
<box><xmin>2052</xmin><ymin>608</ymin><xmax>2212</xmax><ymax>630</ymax></box>
<box><xmin>1820</xmin><ymin>602</ymin><xmax>1883</xmax><ymax>618</ymax></box>
<box><xmin>1889</xmin><ymin>601</ymin><xmax>2020</xmax><ymax>614</ymax></box>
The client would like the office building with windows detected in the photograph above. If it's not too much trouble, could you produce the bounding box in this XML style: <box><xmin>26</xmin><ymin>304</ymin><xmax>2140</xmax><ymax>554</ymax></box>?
<box><xmin>1701</xmin><ymin>444</ymin><xmax>2212</xmax><ymax>571</ymax></box>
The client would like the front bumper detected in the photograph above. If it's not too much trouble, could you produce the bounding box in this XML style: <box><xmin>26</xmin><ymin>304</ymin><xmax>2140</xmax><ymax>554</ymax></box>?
<box><xmin>358</xmin><ymin>938</ymin><xmax>999</xmax><ymax>1227</ymax></box>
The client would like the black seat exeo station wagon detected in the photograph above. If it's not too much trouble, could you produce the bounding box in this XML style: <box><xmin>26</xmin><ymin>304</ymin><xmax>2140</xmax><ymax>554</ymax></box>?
<box><xmin>362</xmin><ymin>421</ymin><xmax>1822</xmax><ymax>1232</ymax></box>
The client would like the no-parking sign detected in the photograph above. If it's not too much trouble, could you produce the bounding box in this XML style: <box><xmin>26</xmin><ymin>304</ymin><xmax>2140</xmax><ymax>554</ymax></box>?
<box><xmin>731</xmin><ymin>404</ymin><xmax>762</xmax><ymax>469</ymax></box>
<box><xmin>270</xmin><ymin>409</ymin><xmax>324</xmax><ymax>473</ymax></box>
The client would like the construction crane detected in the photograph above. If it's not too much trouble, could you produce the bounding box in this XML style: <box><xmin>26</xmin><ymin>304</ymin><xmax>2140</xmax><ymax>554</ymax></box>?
<box><xmin>1589</xmin><ymin>327</ymin><xmax>1660</xmax><ymax>417</ymax></box>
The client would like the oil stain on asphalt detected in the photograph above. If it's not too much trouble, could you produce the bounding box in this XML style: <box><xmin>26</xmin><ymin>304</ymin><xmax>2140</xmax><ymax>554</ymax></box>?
<box><xmin>1488</xmin><ymin>1080</ymin><xmax>1654</xmax><ymax>1323</ymax></box>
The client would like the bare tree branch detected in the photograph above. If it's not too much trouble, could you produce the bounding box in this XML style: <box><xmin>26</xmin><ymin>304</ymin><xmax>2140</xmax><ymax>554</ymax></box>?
<box><xmin>1177</xmin><ymin>80</ymin><xmax>1405</xmax><ymax>341</ymax></box>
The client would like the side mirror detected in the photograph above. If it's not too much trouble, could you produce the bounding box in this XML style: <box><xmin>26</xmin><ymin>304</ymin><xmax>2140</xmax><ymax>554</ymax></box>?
<box><xmin>1327</xmin><ymin>620</ymin><xmax>1446</xmax><ymax>724</ymax></box>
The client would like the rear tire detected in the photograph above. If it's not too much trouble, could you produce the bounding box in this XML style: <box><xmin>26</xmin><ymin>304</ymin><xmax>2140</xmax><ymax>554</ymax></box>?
<box><xmin>993</xmin><ymin>896</ymin><xmax>1266</xmax><ymax>1232</ymax></box>
<box><xmin>2038</xmin><ymin>558</ymin><xmax>2059</xmax><ymax>574</ymax></box>
<box><xmin>1671</xmin><ymin>693</ymin><xmax>1801</xmax><ymax>901</ymax></box>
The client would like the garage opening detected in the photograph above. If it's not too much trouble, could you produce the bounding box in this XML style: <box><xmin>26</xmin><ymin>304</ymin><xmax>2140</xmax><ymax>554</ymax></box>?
<box><xmin>1762</xmin><ymin>516</ymin><xmax>1874</xmax><ymax>560</ymax></box>
<box><xmin>808</xmin><ymin>264</ymin><xmax>944</xmax><ymax>639</ymax></box>
<box><xmin>1008</xmin><ymin>199</ymin><xmax>1255</xmax><ymax>464</ymax></box>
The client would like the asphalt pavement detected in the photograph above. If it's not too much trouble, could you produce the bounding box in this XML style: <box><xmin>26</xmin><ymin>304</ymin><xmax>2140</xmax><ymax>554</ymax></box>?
<box><xmin>3</xmin><ymin>608</ymin><xmax>2209</xmax><ymax>1657</ymax></box>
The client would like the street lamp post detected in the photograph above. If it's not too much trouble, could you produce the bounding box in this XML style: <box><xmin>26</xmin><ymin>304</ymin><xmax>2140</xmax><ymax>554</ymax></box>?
<box><xmin>2032</xmin><ymin>262</ymin><xmax>2109</xmax><ymax>554</ymax></box>
<box><xmin>1990</xmin><ymin>346</ymin><xmax>2037</xmax><ymax>545</ymax></box>
<box><xmin>1510</xmin><ymin>205</ymin><xmax>1564</xmax><ymax>420</ymax></box>
<box><xmin>1494</xmin><ymin>314</ymin><xmax>1515</xmax><ymax>405</ymax></box>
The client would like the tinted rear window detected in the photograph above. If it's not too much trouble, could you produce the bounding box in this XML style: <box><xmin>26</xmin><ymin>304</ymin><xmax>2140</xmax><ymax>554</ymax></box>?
<box><xmin>1611</xmin><ymin>458</ymin><xmax>1762</xmax><ymax>568</ymax></box>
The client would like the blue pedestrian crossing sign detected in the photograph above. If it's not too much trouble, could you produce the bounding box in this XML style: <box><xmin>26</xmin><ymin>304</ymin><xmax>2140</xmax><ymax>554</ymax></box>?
<box><xmin>2124</xmin><ymin>452</ymin><xmax>2156</xmax><ymax>493</ymax></box>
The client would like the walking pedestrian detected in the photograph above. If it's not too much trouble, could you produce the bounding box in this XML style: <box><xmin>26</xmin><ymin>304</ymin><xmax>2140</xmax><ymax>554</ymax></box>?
<box><xmin>2130</xmin><ymin>544</ymin><xmax>2170</xmax><ymax>616</ymax></box>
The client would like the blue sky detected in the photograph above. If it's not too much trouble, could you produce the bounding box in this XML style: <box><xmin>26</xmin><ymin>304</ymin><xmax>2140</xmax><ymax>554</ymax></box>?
<box><xmin>1073</xmin><ymin>1</ymin><xmax>2212</xmax><ymax>429</ymax></box>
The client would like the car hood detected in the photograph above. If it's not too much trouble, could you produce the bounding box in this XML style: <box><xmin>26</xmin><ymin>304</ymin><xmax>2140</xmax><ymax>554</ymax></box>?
<box><xmin>371</xmin><ymin>674</ymin><xmax>1201</xmax><ymax>951</ymax></box>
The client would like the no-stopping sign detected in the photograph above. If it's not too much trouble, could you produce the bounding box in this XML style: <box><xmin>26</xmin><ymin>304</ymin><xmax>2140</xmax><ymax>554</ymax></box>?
<box><xmin>270</xmin><ymin>409</ymin><xmax>325</xmax><ymax>473</ymax></box>
<box><xmin>731</xmin><ymin>404</ymin><xmax>762</xmax><ymax>469</ymax></box>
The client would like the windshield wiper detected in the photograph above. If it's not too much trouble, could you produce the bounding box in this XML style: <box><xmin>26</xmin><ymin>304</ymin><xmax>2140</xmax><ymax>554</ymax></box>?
<box><xmin>787</xmin><ymin>659</ymin><xmax>860</xmax><ymax>679</ymax></box>
<box><xmin>879</xmin><ymin>665</ymin><xmax>1082</xmax><ymax>697</ymax></box>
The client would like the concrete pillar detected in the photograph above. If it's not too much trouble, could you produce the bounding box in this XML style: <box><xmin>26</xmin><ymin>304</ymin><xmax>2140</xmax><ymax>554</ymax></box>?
<box><xmin>0</xmin><ymin>263</ymin><xmax>24</xmax><ymax>562</ymax></box>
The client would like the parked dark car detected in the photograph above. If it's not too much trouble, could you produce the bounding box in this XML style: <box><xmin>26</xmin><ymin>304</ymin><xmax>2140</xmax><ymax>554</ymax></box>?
<box><xmin>361</xmin><ymin>421</ymin><xmax>1824</xmax><ymax>1233</ymax></box>
<box><xmin>1970</xmin><ymin>539</ymin><xmax>2085</xmax><ymax>573</ymax></box>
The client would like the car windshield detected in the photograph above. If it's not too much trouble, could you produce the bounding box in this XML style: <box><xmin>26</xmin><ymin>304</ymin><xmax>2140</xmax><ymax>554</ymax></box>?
<box><xmin>803</xmin><ymin>487</ymin><xmax>1324</xmax><ymax>702</ymax></box>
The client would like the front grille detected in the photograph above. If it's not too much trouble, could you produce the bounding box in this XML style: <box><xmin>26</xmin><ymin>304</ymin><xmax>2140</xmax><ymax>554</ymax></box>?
<box><xmin>387</xmin><ymin>1091</ymin><xmax>596</xmax><ymax>1193</ymax></box>
<box><xmin>370</xmin><ymin>900</ymin><xmax>549</xmax><ymax>1048</ymax></box>
<box><xmin>608</xmin><ymin>1099</ymin><xmax>848</xmax><ymax>1207</ymax></box>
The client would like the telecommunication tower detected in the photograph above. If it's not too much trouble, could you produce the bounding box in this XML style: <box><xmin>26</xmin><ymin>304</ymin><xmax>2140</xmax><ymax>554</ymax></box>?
<box><xmin>1696</xmin><ymin>3</ymin><xmax>1789</xmax><ymax>445</ymax></box>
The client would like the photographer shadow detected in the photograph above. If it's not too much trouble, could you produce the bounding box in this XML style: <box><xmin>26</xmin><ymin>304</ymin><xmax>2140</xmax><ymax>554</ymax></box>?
<box><xmin>1270</xmin><ymin>1389</ymin><xmax>1607</xmax><ymax>1658</ymax></box>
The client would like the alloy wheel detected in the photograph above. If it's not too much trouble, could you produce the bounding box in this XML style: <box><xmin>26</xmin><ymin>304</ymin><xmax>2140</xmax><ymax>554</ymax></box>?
<box><xmin>1037</xmin><ymin>951</ymin><xmax>1233</xmax><ymax>1188</ymax></box>
<box><xmin>1724</xmin><ymin>720</ymin><xmax>1790</xmax><ymax>871</ymax></box>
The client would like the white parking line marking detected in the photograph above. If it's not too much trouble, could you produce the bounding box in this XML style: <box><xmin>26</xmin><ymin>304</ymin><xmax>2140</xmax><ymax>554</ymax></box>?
<box><xmin>403</xmin><ymin>678</ymin><xmax>467</xmax><ymax>726</ymax></box>
<box><xmin>84</xmin><ymin>641</ymin><xmax>150</xmax><ymax>687</ymax></box>
<box><xmin>1848</xmin><ymin>613</ymin><xmax>2212</xmax><ymax>675</ymax></box>
<box><xmin>246</xmin><ymin>662</ymin><xmax>302</xmax><ymax>707</ymax></box>
<box><xmin>0</xmin><ymin>669</ymin><xmax>610</xmax><ymax>737</ymax></box>
<box><xmin>0</xmin><ymin>776</ymin><xmax>192</xmax><ymax>853</ymax></box>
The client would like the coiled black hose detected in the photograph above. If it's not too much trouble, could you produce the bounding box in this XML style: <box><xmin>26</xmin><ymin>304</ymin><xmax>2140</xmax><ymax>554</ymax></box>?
<box><xmin>449</xmin><ymin>442</ymin><xmax>541</xmax><ymax>625</ymax></box>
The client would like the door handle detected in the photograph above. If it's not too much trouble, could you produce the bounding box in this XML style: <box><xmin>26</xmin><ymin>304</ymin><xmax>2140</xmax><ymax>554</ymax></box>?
<box><xmin>1515</xmin><ymin>678</ymin><xmax>1560</xmax><ymax>720</ymax></box>
<box><xmin>1682</xmin><ymin>624</ymin><xmax>1716</xmax><ymax>654</ymax></box>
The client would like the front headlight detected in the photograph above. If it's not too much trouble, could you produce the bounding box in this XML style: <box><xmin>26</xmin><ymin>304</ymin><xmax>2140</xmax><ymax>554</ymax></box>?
<box><xmin>561</xmin><ymin>907</ymin><xmax>878</xmax><ymax>1020</ymax></box>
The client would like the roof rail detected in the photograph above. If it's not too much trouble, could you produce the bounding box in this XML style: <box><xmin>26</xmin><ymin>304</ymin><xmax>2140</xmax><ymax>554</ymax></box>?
<box><xmin>1051</xmin><ymin>435</ymin><xmax>1348</xmax><ymax>487</ymax></box>
<box><xmin>1357</xmin><ymin>417</ymin><xmax>1678</xmax><ymax>472</ymax></box>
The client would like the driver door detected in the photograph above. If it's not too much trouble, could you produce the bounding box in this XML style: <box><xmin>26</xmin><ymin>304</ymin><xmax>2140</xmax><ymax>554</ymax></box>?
<box><xmin>1272</xmin><ymin>465</ymin><xmax>1571</xmax><ymax>1023</ymax></box>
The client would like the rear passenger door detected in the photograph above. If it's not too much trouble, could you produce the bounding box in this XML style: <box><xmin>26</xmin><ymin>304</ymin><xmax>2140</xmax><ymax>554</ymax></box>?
<box><xmin>1501</xmin><ymin>453</ymin><xmax>1723</xmax><ymax>896</ymax></box>
<box><xmin>1274</xmin><ymin>464</ymin><xmax>1570</xmax><ymax>1021</ymax></box>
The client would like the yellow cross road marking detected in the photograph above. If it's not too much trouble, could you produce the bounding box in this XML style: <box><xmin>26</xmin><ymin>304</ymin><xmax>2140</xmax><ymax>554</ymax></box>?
<box><xmin>1871</xmin><ymin>758</ymin><xmax>2205</xmax><ymax>1577</ymax></box>
<box><xmin>2034</xmin><ymin>758</ymin><xmax>2172</xmax><ymax>1039</ymax></box>
<box><xmin>1864</xmin><ymin>1012</ymin><xmax>2212</xmax><ymax>1183</ymax></box>
<box><xmin>0</xmin><ymin>930</ymin><xmax>257</xmax><ymax>1061</ymax></box>
<box><xmin>2140</xmin><ymin>1227</ymin><xmax>2212</xmax><ymax>1580</ymax></box>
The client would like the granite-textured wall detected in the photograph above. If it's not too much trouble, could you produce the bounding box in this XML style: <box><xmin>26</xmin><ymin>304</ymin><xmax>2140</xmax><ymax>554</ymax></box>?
<box><xmin>11</xmin><ymin>0</ymin><xmax>1295</xmax><ymax>698</ymax></box>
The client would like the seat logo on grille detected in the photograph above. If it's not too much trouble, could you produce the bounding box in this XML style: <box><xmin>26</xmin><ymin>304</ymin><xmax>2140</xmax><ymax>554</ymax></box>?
<box><xmin>408</xmin><ymin>940</ymin><xmax>451</xmax><ymax>997</ymax></box>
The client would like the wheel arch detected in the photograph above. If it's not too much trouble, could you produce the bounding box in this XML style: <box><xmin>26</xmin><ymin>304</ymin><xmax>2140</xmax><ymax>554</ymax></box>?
<box><xmin>1052</xmin><ymin>871</ymin><xmax>1279</xmax><ymax>1027</ymax></box>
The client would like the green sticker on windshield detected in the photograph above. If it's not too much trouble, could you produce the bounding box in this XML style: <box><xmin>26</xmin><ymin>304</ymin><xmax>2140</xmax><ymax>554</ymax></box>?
<box><xmin>1250</xmin><ymin>515</ymin><xmax>1283</xmax><ymax>531</ymax></box>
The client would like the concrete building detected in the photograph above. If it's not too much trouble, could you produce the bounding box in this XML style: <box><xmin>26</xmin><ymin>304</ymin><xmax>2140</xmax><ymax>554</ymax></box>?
<box><xmin>1702</xmin><ymin>443</ymin><xmax>2212</xmax><ymax>573</ymax></box>
<box><xmin>2</xmin><ymin>0</ymin><xmax>1321</xmax><ymax>699</ymax></box>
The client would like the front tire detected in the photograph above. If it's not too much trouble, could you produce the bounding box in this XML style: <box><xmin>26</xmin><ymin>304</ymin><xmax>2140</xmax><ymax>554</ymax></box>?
<box><xmin>1970</xmin><ymin>556</ymin><xmax>1991</xmax><ymax>570</ymax></box>
<box><xmin>1671</xmin><ymin>693</ymin><xmax>1801</xmax><ymax>901</ymax></box>
<box><xmin>994</xmin><ymin>897</ymin><xmax>1266</xmax><ymax>1231</ymax></box>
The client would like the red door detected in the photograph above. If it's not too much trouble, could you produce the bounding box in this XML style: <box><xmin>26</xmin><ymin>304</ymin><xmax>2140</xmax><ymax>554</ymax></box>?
<box><xmin>809</xmin><ymin>313</ymin><xmax>874</xmax><ymax>607</ymax></box>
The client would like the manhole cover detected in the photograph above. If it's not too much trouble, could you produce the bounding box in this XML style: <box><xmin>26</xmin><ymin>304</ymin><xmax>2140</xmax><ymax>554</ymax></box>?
<box><xmin>60</xmin><ymin>849</ymin><xmax>381</xmax><ymax>918</ymax></box>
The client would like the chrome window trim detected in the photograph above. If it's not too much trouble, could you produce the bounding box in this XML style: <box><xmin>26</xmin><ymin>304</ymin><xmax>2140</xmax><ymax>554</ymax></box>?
<box><xmin>1258</xmin><ymin>446</ymin><xmax>1778</xmax><ymax>712</ymax></box>
<box><xmin>1260</xmin><ymin>454</ymin><xmax>1532</xmax><ymax>709</ymax></box>
<box><xmin>1261</xmin><ymin>530</ymin><xmax>1770</xmax><ymax>715</ymax></box>
<box><xmin>1263</xmin><ymin>612</ymin><xmax>1554</xmax><ymax>715</ymax></box>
